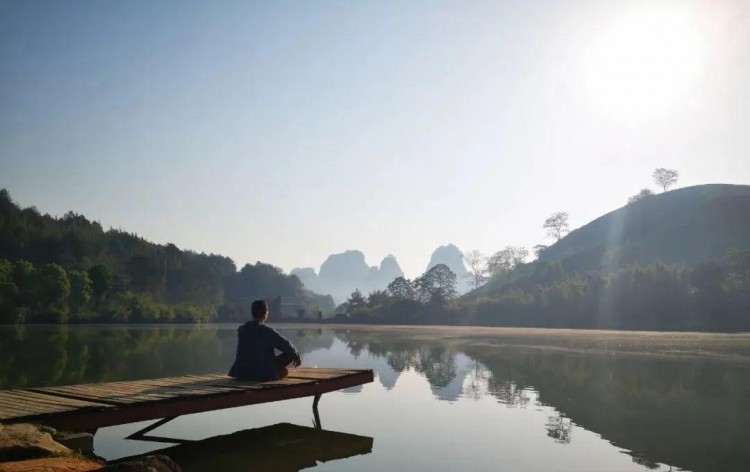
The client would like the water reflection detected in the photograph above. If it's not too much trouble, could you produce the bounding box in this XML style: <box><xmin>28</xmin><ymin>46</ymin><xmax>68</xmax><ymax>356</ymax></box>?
<box><xmin>336</xmin><ymin>328</ymin><xmax>750</xmax><ymax>472</ymax></box>
<box><xmin>1</xmin><ymin>325</ymin><xmax>749</xmax><ymax>472</ymax></box>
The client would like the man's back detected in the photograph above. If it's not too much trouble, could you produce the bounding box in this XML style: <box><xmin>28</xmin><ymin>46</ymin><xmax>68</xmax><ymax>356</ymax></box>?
<box><xmin>228</xmin><ymin>320</ymin><xmax>298</xmax><ymax>381</ymax></box>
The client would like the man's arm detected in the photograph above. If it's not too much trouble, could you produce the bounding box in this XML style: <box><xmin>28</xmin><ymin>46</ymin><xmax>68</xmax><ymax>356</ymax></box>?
<box><xmin>269</xmin><ymin>328</ymin><xmax>302</xmax><ymax>366</ymax></box>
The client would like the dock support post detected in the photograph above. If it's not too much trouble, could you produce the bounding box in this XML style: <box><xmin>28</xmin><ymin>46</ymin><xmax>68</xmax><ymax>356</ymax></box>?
<box><xmin>125</xmin><ymin>416</ymin><xmax>191</xmax><ymax>444</ymax></box>
<box><xmin>312</xmin><ymin>394</ymin><xmax>322</xmax><ymax>430</ymax></box>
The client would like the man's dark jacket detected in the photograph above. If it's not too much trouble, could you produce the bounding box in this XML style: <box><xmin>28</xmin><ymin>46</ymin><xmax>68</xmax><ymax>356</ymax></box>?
<box><xmin>228</xmin><ymin>320</ymin><xmax>299</xmax><ymax>381</ymax></box>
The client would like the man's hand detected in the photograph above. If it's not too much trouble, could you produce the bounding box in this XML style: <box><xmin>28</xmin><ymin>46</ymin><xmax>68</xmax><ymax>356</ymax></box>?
<box><xmin>293</xmin><ymin>355</ymin><xmax>302</xmax><ymax>367</ymax></box>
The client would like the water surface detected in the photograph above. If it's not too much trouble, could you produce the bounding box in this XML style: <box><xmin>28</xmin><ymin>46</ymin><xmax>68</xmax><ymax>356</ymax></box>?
<box><xmin>1</xmin><ymin>324</ymin><xmax>749</xmax><ymax>471</ymax></box>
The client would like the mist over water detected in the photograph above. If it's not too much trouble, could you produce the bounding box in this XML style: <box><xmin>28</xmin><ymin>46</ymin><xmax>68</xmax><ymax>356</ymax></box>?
<box><xmin>2</xmin><ymin>324</ymin><xmax>748</xmax><ymax>471</ymax></box>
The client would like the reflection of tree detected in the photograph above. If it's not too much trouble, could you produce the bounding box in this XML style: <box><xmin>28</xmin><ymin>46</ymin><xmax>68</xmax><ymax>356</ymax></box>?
<box><xmin>464</xmin><ymin>361</ymin><xmax>490</xmax><ymax>401</ymax></box>
<box><xmin>415</xmin><ymin>347</ymin><xmax>456</xmax><ymax>388</ymax></box>
<box><xmin>347</xmin><ymin>341</ymin><xmax>366</xmax><ymax>359</ymax></box>
<box><xmin>486</xmin><ymin>379</ymin><xmax>530</xmax><ymax>408</ymax></box>
<box><xmin>545</xmin><ymin>413</ymin><xmax>573</xmax><ymax>444</ymax></box>
<box><xmin>1</xmin><ymin>326</ymin><xmax>236</xmax><ymax>388</ymax></box>
<box><xmin>386</xmin><ymin>349</ymin><xmax>418</xmax><ymax>372</ymax></box>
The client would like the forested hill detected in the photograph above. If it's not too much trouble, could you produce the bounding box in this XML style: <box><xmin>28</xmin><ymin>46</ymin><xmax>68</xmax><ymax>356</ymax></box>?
<box><xmin>0</xmin><ymin>189</ymin><xmax>333</xmax><ymax>323</ymax></box>
<box><xmin>538</xmin><ymin>184</ymin><xmax>750</xmax><ymax>273</ymax></box>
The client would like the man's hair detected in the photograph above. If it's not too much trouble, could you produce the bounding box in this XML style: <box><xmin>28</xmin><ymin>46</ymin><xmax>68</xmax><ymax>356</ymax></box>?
<box><xmin>251</xmin><ymin>300</ymin><xmax>268</xmax><ymax>319</ymax></box>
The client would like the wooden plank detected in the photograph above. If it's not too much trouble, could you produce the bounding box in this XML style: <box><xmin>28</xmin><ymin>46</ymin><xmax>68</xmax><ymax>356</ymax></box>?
<box><xmin>0</xmin><ymin>400</ymin><xmax>54</xmax><ymax>415</ymax></box>
<box><xmin>59</xmin><ymin>385</ymin><xmax>173</xmax><ymax>397</ymax></box>
<box><xmin>29</xmin><ymin>387</ymin><xmax>175</xmax><ymax>405</ymax></box>
<box><xmin>193</xmin><ymin>382</ymin><xmax>258</xmax><ymax>390</ymax></box>
<box><xmin>0</xmin><ymin>389</ymin><xmax>114</xmax><ymax>422</ymax></box>
<box><xmin>100</xmin><ymin>381</ymin><xmax>242</xmax><ymax>396</ymax></box>
<box><xmin>0</xmin><ymin>410</ymin><xmax>35</xmax><ymax>421</ymax></box>
<box><xmin>0</xmin><ymin>390</ymin><xmax>114</xmax><ymax>410</ymax></box>
<box><xmin>1</xmin><ymin>392</ymin><xmax>87</xmax><ymax>408</ymax></box>
<box><xmin>35</xmin><ymin>386</ymin><xmax>143</xmax><ymax>398</ymax></box>
<box><xmin>290</xmin><ymin>368</ymin><xmax>361</xmax><ymax>375</ymax></box>
<box><xmin>98</xmin><ymin>379</ymin><xmax>244</xmax><ymax>395</ymax></box>
<box><xmin>6</xmin><ymin>391</ymin><xmax>109</xmax><ymax>409</ymax></box>
<box><xmin>0</xmin><ymin>403</ymin><xmax>42</xmax><ymax>416</ymax></box>
<box><xmin>0</xmin><ymin>409</ymin><xmax>34</xmax><ymax>419</ymax></box>
<box><xmin>287</xmin><ymin>372</ymin><xmax>345</xmax><ymax>380</ymax></box>
<box><xmin>136</xmin><ymin>379</ymin><xmax>238</xmax><ymax>390</ymax></box>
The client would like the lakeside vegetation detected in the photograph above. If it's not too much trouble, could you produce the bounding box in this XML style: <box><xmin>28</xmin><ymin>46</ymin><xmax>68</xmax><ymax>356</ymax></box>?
<box><xmin>0</xmin><ymin>190</ymin><xmax>333</xmax><ymax>324</ymax></box>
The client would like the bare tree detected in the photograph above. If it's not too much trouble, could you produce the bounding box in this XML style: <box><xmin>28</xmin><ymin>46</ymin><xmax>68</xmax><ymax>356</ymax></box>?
<box><xmin>463</xmin><ymin>250</ymin><xmax>488</xmax><ymax>290</ymax></box>
<box><xmin>543</xmin><ymin>212</ymin><xmax>569</xmax><ymax>241</ymax></box>
<box><xmin>488</xmin><ymin>246</ymin><xmax>529</xmax><ymax>276</ymax></box>
<box><xmin>627</xmin><ymin>188</ymin><xmax>655</xmax><ymax>204</ymax></box>
<box><xmin>652</xmin><ymin>168</ymin><xmax>679</xmax><ymax>192</ymax></box>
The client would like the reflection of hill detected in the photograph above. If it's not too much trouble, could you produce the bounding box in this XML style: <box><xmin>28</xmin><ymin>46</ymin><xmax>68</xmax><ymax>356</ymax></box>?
<box><xmin>330</xmin><ymin>331</ymin><xmax>414</xmax><ymax>390</ymax></box>
<box><xmin>117</xmin><ymin>423</ymin><xmax>373</xmax><ymax>472</ymax></box>
<box><xmin>334</xmin><ymin>331</ymin><xmax>469</xmax><ymax>395</ymax></box>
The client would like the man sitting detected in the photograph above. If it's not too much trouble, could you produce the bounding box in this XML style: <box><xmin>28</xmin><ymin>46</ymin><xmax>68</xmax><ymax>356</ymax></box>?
<box><xmin>229</xmin><ymin>299</ymin><xmax>302</xmax><ymax>381</ymax></box>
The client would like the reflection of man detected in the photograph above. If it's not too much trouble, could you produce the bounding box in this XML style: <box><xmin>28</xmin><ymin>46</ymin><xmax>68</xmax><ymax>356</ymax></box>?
<box><xmin>229</xmin><ymin>300</ymin><xmax>302</xmax><ymax>381</ymax></box>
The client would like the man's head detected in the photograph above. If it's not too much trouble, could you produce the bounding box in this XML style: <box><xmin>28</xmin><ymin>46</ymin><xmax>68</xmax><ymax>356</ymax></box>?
<box><xmin>251</xmin><ymin>299</ymin><xmax>269</xmax><ymax>322</ymax></box>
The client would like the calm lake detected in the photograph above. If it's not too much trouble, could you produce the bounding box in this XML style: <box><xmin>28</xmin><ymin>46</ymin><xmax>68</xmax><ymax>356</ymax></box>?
<box><xmin>1</xmin><ymin>324</ymin><xmax>749</xmax><ymax>472</ymax></box>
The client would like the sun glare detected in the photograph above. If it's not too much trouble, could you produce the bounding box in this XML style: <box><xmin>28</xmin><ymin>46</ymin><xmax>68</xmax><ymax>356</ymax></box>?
<box><xmin>583</xmin><ymin>8</ymin><xmax>706</xmax><ymax>119</ymax></box>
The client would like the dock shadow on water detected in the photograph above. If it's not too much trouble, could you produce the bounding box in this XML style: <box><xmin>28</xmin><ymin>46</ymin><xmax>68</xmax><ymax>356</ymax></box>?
<box><xmin>1</xmin><ymin>324</ymin><xmax>749</xmax><ymax>472</ymax></box>
<box><xmin>113</xmin><ymin>423</ymin><xmax>373</xmax><ymax>472</ymax></box>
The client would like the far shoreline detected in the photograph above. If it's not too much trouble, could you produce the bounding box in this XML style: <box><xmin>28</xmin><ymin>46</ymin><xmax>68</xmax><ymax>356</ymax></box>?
<box><xmin>5</xmin><ymin>322</ymin><xmax>750</xmax><ymax>360</ymax></box>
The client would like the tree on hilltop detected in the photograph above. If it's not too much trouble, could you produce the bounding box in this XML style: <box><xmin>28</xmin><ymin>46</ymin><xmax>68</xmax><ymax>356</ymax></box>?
<box><xmin>628</xmin><ymin>188</ymin><xmax>655</xmax><ymax>204</ymax></box>
<box><xmin>544</xmin><ymin>212</ymin><xmax>570</xmax><ymax>241</ymax></box>
<box><xmin>653</xmin><ymin>168</ymin><xmax>679</xmax><ymax>192</ymax></box>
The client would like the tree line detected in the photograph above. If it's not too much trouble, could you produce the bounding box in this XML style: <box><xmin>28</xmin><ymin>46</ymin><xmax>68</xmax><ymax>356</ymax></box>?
<box><xmin>0</xmin><ymin>190</ymin><xmax>333</xmax><ymax>323</ymax></box>
<box><xmin>338</xmin><ymin>248</ymin><xmax>750</xmax><ymax>332</ymax></box>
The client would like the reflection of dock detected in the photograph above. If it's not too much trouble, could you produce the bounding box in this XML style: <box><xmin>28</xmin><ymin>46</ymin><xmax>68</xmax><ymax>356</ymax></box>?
<box><xmin>0</xmin><ymin>368</ymin><xmax>373</xmax><ymax>432</ymax></box>
<box><xmin>115</xmin><ymin>423</ymin><xmax>374</xmax><ymax>472</ymax></box>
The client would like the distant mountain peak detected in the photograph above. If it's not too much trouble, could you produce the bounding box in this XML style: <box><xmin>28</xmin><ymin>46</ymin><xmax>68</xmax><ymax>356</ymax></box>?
<box><xmin>427</xmin><ymin>244</ymin><xmax>471</xmax><ymax>293</ymax></box>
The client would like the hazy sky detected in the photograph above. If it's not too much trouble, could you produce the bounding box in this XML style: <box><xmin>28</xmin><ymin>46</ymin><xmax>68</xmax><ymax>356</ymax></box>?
<box><xmin>2</xmin><ymin>0</ymin><xmax>749</xmax><ymax>278</ymax></box>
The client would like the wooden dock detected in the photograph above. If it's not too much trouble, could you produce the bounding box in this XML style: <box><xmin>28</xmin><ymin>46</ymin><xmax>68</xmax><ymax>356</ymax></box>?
<box><xmin>0</xmin><ymin>368</ymin><xmax>373</xmax><ymax>432</ymax></box>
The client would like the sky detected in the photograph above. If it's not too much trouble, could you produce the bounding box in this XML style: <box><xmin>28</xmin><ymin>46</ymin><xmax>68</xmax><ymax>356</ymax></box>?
<box><xmin>1</xmin><ymin>0</ymin><xmax>750</xmax><ymax>278</ymax></box>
